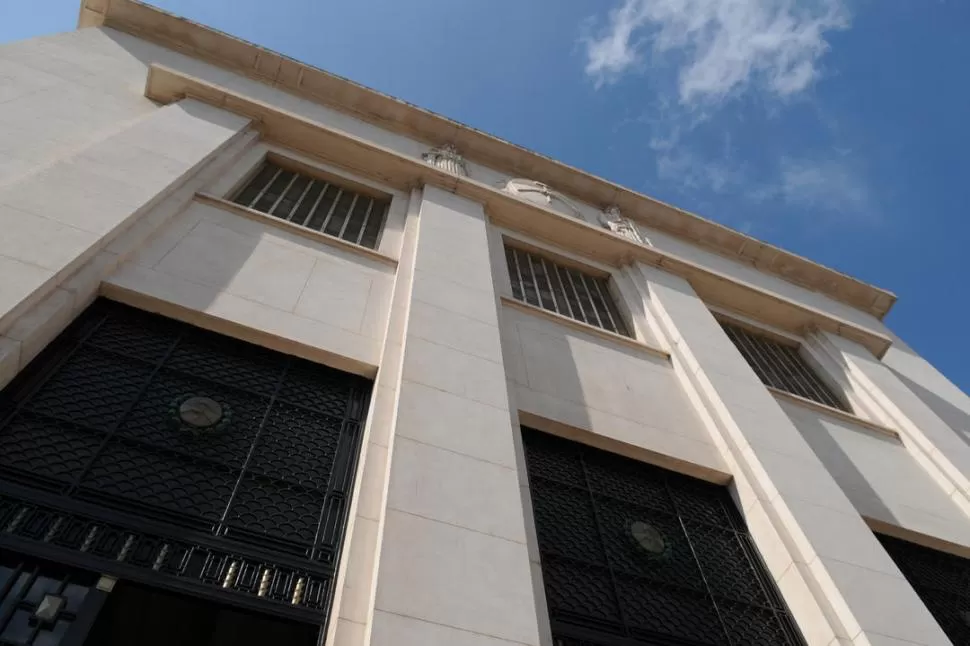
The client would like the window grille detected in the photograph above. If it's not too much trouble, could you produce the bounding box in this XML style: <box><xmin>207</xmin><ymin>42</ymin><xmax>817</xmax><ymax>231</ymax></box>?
<box><xmin>720</xmin><ymin>320</ymin><xmax>848</xmax><ymax>411</ymax></box>
<box><xmin>523</xmin><ymin>428</ymin><xmax>806</xmax><ymax>646</ymax></box>
<box><xmin>877</xmin><ymin>534</ymin><xmax>970</xmax><ymax>644</ymax></box>
<box><xmin>0</xmin><ymin>299</ymin><xmax>371</xmax><ymax>625</ymax></box>
<box><xmin>505</xmin><ymin>246</ymin><xmax>629</xmax><ymax>336</ymax></box>
<box><xmin>233</xmin><ymin>160</ymin><xmax>388</xmax><ymax>249</ymax></box>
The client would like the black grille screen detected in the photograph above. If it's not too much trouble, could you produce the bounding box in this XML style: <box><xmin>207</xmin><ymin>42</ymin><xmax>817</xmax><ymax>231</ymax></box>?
<box><xmin>0</xmin><ymin>299</ymin><xmax>370</xmax><ymax>623</ymax></box>
<box><xmin>877</xmin><ymin>534</ymin><xmax>970</xmax><ymax>643</ymax></box>
<box><xmin>523</xmin><ymin>429</ymin><xmax>805</xmax><ymax>646</ymax></box>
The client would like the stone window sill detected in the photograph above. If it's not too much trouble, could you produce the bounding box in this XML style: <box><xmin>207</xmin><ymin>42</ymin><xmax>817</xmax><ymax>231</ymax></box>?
<box><xmin>195</xmin><ymin>193</ymin><xmax>399</xmax><ymax>268</ymax></box>
<box><xmin>500</xmin><ymin>296</ymin><xmax>670</xmax><ymax>361</ymax></box>
<box><xmin>767</xmin><ymin>386</ymin><xmax>901</xmax><ymax>441</ymax></box>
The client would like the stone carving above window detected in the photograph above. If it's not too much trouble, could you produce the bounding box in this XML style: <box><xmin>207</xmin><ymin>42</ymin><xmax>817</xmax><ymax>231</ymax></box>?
<box><xmin>421</xmin><ymin>143</ymin><xmax>469</xmax><ymax>176</ymax></box>
<box><xmin>504</xmin><ymin>178</ymin><xmax>582</xmax><ymax>219</ymax></box>
<box><xmin>599</xmin><ymin>205</ymin><xmax>646</xmax><ymax>244</ymax></box>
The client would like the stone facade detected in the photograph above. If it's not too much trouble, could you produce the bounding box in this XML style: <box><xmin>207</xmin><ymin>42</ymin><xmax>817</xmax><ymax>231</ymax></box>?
<box><xmin>0</xmin><ymin>3</ymin><xmax>968</xmax><ymax>646</ymax></box>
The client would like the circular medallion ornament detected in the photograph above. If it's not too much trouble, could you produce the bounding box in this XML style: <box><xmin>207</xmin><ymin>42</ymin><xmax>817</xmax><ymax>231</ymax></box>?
<box><xmin>169</xmin><ymin>395</ymin><xmax>232</xmax><ymax>436</ymax></box>
<box><xmin>629</xmin><ymin>520</ymin><xmax>670</xmax><ymax>560</ymax></box>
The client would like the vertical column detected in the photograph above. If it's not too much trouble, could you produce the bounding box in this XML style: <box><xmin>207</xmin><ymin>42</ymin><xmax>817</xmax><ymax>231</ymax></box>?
<box><xmin>370</xmin><ymin>186</ymin><xmax>541</xmax><ymax>646</ymax></box>
<box><xmin>812</xmin><ymin>330</ymin><xmax>970</xmax><ymax>516</ymax></box>
<box><xmin>636</xmin><ymin>263</ymin><xmax>952</xmax><ymax>646</ymax></box>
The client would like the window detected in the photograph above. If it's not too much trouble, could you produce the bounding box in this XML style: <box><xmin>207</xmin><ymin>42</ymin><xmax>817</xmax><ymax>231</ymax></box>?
<box><xmin>505</xmin><ymin>245</ymin><xmax>629</xmax><ymax>336</ymax></box>
<box><xmin>720</xmin><ymin>320</ymin><xmax>848</xmax><ymax>411</ymax></box>
<box><xmin>233</xmin><ymin>160</ymin><xmax>388</xmax><ymax>249</ymax></box>
<box><xmin>523</xmin><ymin>428</ymin><xmax>806</xmax><ymax>646</ymax></box>
<box><xmin>877</xmin><ymin>534</ymin><xmax>970</xmax><ymax>644</ymax></box>
<box><xmin>0</xmin><ymin>299</ymin><xmax>372</xmax><ymax>627</ymax></box>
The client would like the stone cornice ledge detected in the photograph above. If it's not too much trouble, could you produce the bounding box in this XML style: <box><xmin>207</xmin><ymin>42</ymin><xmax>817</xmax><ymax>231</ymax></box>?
<box><xmin>144</xmin><ymin>64</ymin><xmax>893</xmax><ymax>358</ymax></box>
<box><xmin>80</xmin><ymin>0</ymin><xmax>895</xmax><ymax>321</ymax></box>
<box><xmin>194</xmin><ymin>193</ymin><xmax>399</xmax><ymax>268</ymax></box>
<box><xmin>500</xmin><ymin>296</ymin><xmax>670</xmax><ymax>361</ymax></box>
<box><xmin>767</xmin><ymin>386</ymin><xmax>901</xmax><ymax>441</ymax></box>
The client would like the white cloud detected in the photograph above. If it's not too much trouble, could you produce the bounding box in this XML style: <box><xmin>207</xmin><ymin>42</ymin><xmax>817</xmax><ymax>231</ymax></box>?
<box><xmin>584</xmin><ymin>0</ymin><xmax>848</xmax><ymax>104</ymax></box>
<box><xmin>778</xmin><ymin>156</ymin><xmax>871</xmax><ymax>213</ymax></box>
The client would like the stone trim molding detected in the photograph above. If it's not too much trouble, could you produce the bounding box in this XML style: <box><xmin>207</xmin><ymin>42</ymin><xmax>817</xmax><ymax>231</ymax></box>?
<box><xmin>766</xmin><ymin>386</ymin><xmax>901</xmax><ymax>440</ymax></box>
<box><xmin>500</xmin><ymin>296</ymin><xmax>670</xmax><ymax>361</ymax></box>
<box><xmin>194</xmin><ymin>193</ymin><xmax>399</xmax><ymax>267</ymax></box>
<box><xmin>421</xmin><ymin>143</ymin><xmax>468</xmax><ymax>177</ymax></box>
<box><xmin>143</xmin><ymin>64</ymin><xmax>894</xmax><ymax>359</ymax></box>
<box><xmin>78</xmin><ymin>0</ymin><xmax>896</xmax><ymax>320</ymax></box>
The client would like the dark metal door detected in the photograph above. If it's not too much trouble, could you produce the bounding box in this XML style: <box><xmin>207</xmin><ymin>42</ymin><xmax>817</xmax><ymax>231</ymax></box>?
<box><xmin>0</xmin><ymin>299</ymin><xmax>371</xmax><ymax>634</ymax></box>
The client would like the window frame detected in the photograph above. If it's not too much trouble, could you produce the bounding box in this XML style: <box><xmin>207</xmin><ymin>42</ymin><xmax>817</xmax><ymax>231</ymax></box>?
<box><xmin>716</xmin><ymin>313</ymin><xmax>851</xmax><ymax>412</ymax></box>
<box><xmin>229</xmin><ymin>152</ymin><xmax>392</xmax><ymax>251</ymax></box>
<box><xmin>502</xmin><ymin>239</ymin><xmax>634</xmax><ymax>338</ymax></box>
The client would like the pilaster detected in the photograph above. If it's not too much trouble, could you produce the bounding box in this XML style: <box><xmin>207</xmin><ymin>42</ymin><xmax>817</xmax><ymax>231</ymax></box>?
<box><xmin>369</xmin><ymin>185</ymin><xmax>541</xmax><ymax>646</ymax></box>
<box><xmin>635</xmin><ymin>263</ymin><xmax>952</xmax><ymax>646</ymax></box>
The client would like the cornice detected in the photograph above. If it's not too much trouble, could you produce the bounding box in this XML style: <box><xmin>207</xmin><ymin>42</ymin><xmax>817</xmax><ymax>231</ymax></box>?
<box><xmin>142</xmin><ymin>63</ymin><xmax>893</xmax><ymax>358</ymax></box>
<box><xmin>78</xmin><ymin>0</ymin><xmax>896</xmax><ymax>321</ymax></box>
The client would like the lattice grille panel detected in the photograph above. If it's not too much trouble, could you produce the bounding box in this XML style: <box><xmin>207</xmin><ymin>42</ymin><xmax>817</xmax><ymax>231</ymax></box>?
<box><xmin>0</xmin><ymin>299</ymin><xmax>371</xmax><ymax>623</ymax></box>
<box><xmin>878</xmin><ymin>533</ymin><xmax>970</xmax><ymax>644</ymax></box>
<box><xmin>523</xmin><ymin>428</ymin><xmax>805</xmax><ymax>646</ymax></box>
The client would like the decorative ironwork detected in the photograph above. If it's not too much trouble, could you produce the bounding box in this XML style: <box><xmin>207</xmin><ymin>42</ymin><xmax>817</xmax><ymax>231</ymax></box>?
<box><xmin>877</xmin><ymin>533</ymin><xmax>970</xmax><ymax>644</ymax></box>
<box><xmin>0</xmin><ymin>553</ymin><xmax>102</xmax><ymax>645</ymax></box>
<box><xmin>0</xmin><ymin>299</ymin><xmax>371</xmax><ymax>625</ymax></box>
<box><xmin>232</xmin><ymin>160</ymin><xmax>389</xmax><ymax>249</ymax></box>
<box><xmin>505</xmin><ymin>246</ymin><xmax>630</xmax><ymax>337</ymax></box>
<box><xmin>719</xmin><ymin>320</ymin><xmax>849</xmax><ymax>412</ymax></box>
<box><xmin>522</xmin><ymin>428</ymin><xmax>805</xmax><ymax>646</ymax></box>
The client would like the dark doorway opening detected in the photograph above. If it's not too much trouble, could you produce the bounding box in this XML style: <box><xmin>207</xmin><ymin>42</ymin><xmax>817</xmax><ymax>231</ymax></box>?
<box><xmin>85</xmin><ymin>581</ymin><xmax>320</xmax><ymax>646</ymax></box>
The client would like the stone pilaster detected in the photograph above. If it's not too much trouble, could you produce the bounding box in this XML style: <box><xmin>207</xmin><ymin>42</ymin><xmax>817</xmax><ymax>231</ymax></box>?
<box><xmin>369</xmin><ymin>185</ymin><xmax>540</xmax><ymax>646</ymax></box>
<box><xmin>635</xmin><ymin>263</ymin><xmax>952</xmax><ymax>646</ymax></box>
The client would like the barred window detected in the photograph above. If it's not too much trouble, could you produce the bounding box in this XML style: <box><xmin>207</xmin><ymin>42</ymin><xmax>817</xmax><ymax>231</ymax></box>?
<box><xmin>505</xmin><ymin>246</ymin><xmax>629</xmax><ymax>336</ymax></box>
<box><xmin>523</xmin><ymin>428</ymin><xmax>807</xmax><ymax>646</ymax></box>
<box><xmin>233</xmin><ymin>160</ymin><xmax>389</xmax><ymax>249</ymax></box>
<box><xmin>720</xmin><ymin>320</ymin><xmax>848</xmax><ymax>411</ymax></box>
<box><xmin>877</xmin><ymin>533</ymin><xmax>970</xmax><ymax>644</ymax></box>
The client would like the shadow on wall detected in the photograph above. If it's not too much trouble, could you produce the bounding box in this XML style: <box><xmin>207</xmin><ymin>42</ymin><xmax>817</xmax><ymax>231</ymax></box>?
<box><xmin>785</xmin><ymin>407</ymin><xmax>898</xmax><ymax>526</ymax></box>
<box><xmin>891</xmin><ymin>368</ymin><xmax>970</xmax><ymax>448</ymax></box>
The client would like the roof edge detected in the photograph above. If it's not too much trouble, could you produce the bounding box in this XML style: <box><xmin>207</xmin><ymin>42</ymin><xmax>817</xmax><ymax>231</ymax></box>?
<box><xmin>77</xmin><ymin>0</ymin><xmax>897</xmax><ymax>321</ymax></box>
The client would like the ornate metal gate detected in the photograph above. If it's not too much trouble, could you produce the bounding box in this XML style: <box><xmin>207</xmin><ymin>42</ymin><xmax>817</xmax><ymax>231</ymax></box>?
<box><xmin>522</xmin><ymin>428</ymin><xmax>805</xmax><ymax>646</ymax></box>
<box><xmin>877</xmin><ymin>533</ymin><xmax>970</xmax><ymax>644</ymax></box>
<box><xmin>0</xmin><ymin>299</ymin><xmax>371</xmax><ymax>634</ymax></box>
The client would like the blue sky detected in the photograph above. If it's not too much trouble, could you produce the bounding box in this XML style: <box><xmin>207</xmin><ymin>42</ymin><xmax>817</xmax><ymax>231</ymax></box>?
<box><xmin>2</xmin><ymin>0</ymin><xmax>969</xmax><ymax>392</ymax></box>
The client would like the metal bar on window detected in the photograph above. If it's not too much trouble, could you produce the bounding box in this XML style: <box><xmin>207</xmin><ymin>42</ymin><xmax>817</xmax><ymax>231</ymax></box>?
<box><xmin>287</xmin><ymin>179</ymin><xmax>316</xmax><ymax>222</ymax></box>
<box><xmin>319</xmin><ymin>188</ymin><xmax>344</xmax><ymax>233</ymax></box>
<box><xmin>303</xmin><ymin>182</ymin><xmax>331</xmax><ymax>230</ymax></box>
<box><xmin>592</xmin><ymin>279</ymin><xmax>620</xmax><ymax>333</ymax></box>
<box><xmin>337</xmin><ymin>194</ymin><xmax>360</xmax><ymax>240</ymax></box>
<box><xmin>248</xmin><ymin>167</ymin><xmax>282</xmax><ymax>208</ymax></box>
<box><xmin>508</xmin><ymin>247</ymin><xmax>526</xmax><ymax>302</ymax></box>
<box><xmin>267</xmin><ymin>173</ymin><xmax>299</xmax><ymax>216</ymax></box>
<box><xmin>355</xmin><ymin>198</ymin><xmax>375</xmax><ymax>245</ymax></box>
<box><xmin>563</xmin><ymin>268</ymin><xmax>590</xmax><ymax>324</ymax></box>
<box><xmin>578</xmin><ymin>274</ymin><xmax>605</xmax><ymax>329</ymax></box>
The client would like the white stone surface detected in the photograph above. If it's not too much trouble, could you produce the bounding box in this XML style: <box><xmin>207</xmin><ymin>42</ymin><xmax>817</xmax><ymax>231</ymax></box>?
<box><xmin>375</xmin><ymin>510</ymin><xmax>540</xmax><ymax>646</ymax></box>
<box><xmin>387</xmin><ymin>437</ymin><xmax>526</xmax><ymax>542</ymax></box>
<box><xmin>501</xmin><ymin>306</ymin><xmax>724</xmax><ymax>473</ymax></box>
<box><xmin>781</xmin><ymin>397</ymin><xmax>970</xmax><ymax>549</ymax></box>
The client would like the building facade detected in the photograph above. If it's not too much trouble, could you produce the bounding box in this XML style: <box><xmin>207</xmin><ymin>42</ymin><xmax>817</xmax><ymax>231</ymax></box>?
<box><xmin>0</xmin><ymin>2</ymin><xmax>969</xmax><ymax>645</ymax></box>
